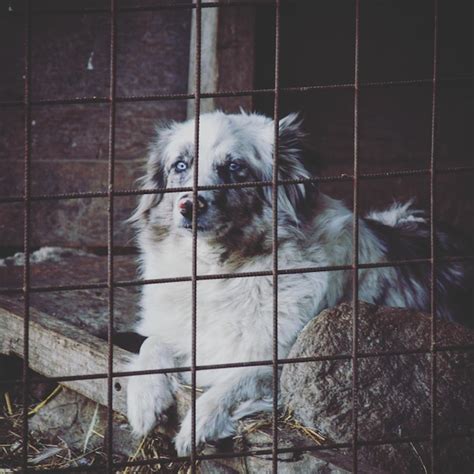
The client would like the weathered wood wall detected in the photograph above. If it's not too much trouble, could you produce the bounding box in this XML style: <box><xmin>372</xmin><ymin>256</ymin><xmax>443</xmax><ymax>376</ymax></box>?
<box><xmin>0</xmin><ymin>0</ymin><xmax>192</xmax><ymax>248</ymax></box>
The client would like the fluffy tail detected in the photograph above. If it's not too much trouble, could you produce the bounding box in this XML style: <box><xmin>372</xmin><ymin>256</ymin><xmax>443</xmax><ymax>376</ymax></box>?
<box><xmin>365</xmin><ymin>200</ymin><xmax>427</xmax><ymax>228</ymax></box>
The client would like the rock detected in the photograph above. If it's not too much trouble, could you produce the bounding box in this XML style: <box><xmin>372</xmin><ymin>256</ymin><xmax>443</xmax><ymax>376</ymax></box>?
<box><xmin>28</xmin><ymin>386</ymin><xmax>369</xmax><ymax>472</ymax></box>
<box><xmin>199</xmin><ymin>424</ymin><xmax>365</xmax><ymax>474</ymax></box>
<box><xmin>281</xmin><ymin>302</ymin><xmax>474</xmax><ymax>473</ymax></box>
<box><xmin>29</xmin><ymin>386</ymin><xmax>140</xmax><ymax>458</ymax></box>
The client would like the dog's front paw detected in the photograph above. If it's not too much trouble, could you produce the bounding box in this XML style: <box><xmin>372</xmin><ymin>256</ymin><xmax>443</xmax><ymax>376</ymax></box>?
<box><xmin>174</xmin><ymin>419</ymin><xmax>193</xmax><ymax>457</ymax></box>
<box><xmin>127</xmin><ymin>373</ymin><xmax>173</xmax><ymax>436</ymax></box>
<box><xmin>174</xmin><ymin>402</ymin><xmax>236</xmax><ymax>456</ymax></box>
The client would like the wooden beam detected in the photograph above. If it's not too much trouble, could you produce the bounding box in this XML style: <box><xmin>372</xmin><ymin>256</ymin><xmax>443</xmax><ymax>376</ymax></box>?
<box><xmin>0</xmin><ymin>297</ymin><xmax>130</xmax><ymax>415</ymax></box>
<box><xmin>187</xmin><ymin>0</ymin><xmax>256</xmax><ymax>118</ymax></box>
<box><xmin>0</xmin><ymin>295</ymin><xmax>194</xmax><ymax>425</ymax></box>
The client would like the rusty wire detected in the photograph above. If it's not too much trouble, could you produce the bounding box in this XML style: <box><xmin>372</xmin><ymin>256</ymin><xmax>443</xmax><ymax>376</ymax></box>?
<box><xmin>105</xmin><ymin>0</ymin><xmax>118</xmax><ymax>471</ymax></box>
<box><xmin>0</xmin><ymin>165</ymin><xmax>472</xmax><ymax>205</ymax></box>
<box><xmin>351</xmin><ymin>0</ymin><xmax>360</xmax><ymax>470</ymax></box>
<box><xmin>1</xmin><ymin>342</ymin><xmax>474</xmax><ymax>390</ymax></box>
<box><xmin>4</xmin><ymin>430</ymin><xmax>473</xmax><ymax>472</ymax></box>
<box><xmin>12</xmin><ymin>0</ymin><xmax>279</xmax><ymax>16</ymax></box>
<box><xmin>0</xmin><ymin>75</ymin><xmax>471</xmax><ymax>110</ymax></box>
<box><xmin>191</xmin><ymin>0</ymin><xmax>202</xmax><ymax>469</ymax></box>
<box><xmin>2</xmin><ymin>0</ymin><xmax>472</xmax><ymax>472</ymax></box>
<box><xmin>21</xmin><ymin>0</ymin><xmax>32</xmax><ymax>470</ymax></box>
<box><xmin>1</xmin><ymin>255</ymin><xmax>472</xmax><ymax>296</ymax></box>
<box><xmin>271</xmin><ymin>0</ymin><xmax>281</xmax><ymax>470</ymax></box>
<box><xmin>429</xmin><ymin>1</ymin><xmax>440</xmax><ymax>471</ymax></box>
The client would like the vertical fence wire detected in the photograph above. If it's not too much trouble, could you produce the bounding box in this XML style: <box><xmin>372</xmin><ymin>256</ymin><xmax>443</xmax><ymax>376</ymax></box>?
<box><xmin>191</xmin><ymin>0</ymin><xmax>202</xmax><ymax>470</ymax></box>
<box><xmin>271</xmin><ymin>0</ymin><xmax>281</xmax><ymax>471</ymax></box>
<box><xmin>351</xmin><ymin>0</ymin><xmax>360</xmax><ymax>472</ymax></box>
<box><xmin>21</xmin><ymin>0</ymin><xmax>32</xmax><ymax>470</ymax></box>
<box><xmin>106</xmin><ymin>0</ymin><xmax>118</xmax><ymax>471</ymax></box>
<box><xmin>429</xmin><ymin>0</ymin><xmax>439</xmax><ymax>472</ymax></box>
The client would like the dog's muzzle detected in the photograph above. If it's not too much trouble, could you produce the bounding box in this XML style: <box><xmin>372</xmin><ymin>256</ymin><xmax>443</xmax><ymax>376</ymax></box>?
<box><xmin>178</xmin><ymin>195</ymin><xmax>208</xmax><ymax>221</ymax></box>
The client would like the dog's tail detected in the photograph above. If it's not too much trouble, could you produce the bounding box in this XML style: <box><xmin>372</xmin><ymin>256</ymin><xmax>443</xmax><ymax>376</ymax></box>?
<box><xmin>365</xmin><ymin>200</ymin><xmax>473</xmax><ymax>328</ymax></box>
<box><xmin>365</xmin><ymin>200</ymin><xmax>427</xmax><ymax>229</ymax></box>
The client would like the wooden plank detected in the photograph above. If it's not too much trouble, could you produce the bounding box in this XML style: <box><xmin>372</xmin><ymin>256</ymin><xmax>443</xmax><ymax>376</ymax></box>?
<box><xmin>187</xmin><ymin>3</ymin><xmax>219</xmax><ymax>116</ymax></box>
<box><xmin>187</xmin><ymin>0</ymin><xmax>255</xmax><ymax>118</ymax></box>
<box><xmin>0</xmin><ymin>2</ymin><xmax>190</xmax><ymax>249</ymax></box>
<box><xmin>213</xmin><ymin>4</ymin><xmax>256</xmax><ymax>113</ymax></box>
<box><xmin>0</xmin><ymin>255</ymin><xmax>192</xmax><ymax>425</ymax></box>
<box><xmin>0</xmin><ymin>296</ymin><xmax>129</xmax><ymax>415</ymax></box>
<box><xmin>0</xmin><ymin>255</ymin><xmax>139</xmax><ymax>339</ymax></box>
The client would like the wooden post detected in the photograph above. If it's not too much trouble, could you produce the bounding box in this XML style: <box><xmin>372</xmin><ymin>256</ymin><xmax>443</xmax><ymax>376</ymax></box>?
<box><xmin>187</xmin><ymin>1</ymin><xmax>256</xmax><ymax>118</ymax></box>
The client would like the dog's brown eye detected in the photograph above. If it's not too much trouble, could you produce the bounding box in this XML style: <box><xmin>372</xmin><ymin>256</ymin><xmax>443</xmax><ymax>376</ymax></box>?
<box><xmin>175</xmin><ymin>161</ymin><xmax>188</xmax><ymax>172</ymax></box>
<box><xmin>228</xmin><ymin>162</ymin><xmax>242</xmax><ymax>172</ymax></box>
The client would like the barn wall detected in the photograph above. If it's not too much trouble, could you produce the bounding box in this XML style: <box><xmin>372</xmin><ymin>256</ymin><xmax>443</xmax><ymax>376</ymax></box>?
<box><xmin>0</xmin><ymin>0</ymin><xmax>192</xmax><ymax>249</ymax></box>
<box><xmin>0</xmin><ymin>0</ymin><xmax>472</xmax><ymax>252</ymax></box>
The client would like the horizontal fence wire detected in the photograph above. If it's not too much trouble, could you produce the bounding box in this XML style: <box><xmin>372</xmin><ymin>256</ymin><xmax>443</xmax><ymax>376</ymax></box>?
<box><xmin>1</xmin><ymin>255</ymin><xmax>473</xmax><ymax>295</ymax></box>
<box><xmin>4</xmin><ymin>430</ymin><xmax>473</xmax><ymax>472</ymax></box>
<box><xmin>0</xmin><ymin>165</ymin><xmax>473</xmax><ymax>205</ymax></box>
<box><xmin>0</xmin><ymin>75</ymin><xmax>471</xmax><ymax>109</ymax></box>
<box><xmin>2</xmin><ymin>343</ymin><xmax>474</xmax><ymax>388</ymax></box>
<box><xmin>11</xmin><ymin>0</ymin><xmax>279</xmax><ymax>16</ymax></box>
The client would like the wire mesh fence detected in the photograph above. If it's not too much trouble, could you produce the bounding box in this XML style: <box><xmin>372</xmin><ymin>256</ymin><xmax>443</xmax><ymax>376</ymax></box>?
<box><xmin>0</xmin><ymin>0</ymin><xmax>472</xmax><ymax>472</ymax></box>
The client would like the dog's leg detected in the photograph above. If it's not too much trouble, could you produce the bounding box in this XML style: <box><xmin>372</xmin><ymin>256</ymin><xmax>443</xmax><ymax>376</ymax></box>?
<box><xmin>127</xmin><ymin>336</ymin><xmax>178</xmax><ymax>436</ymax></box>
<box><xmin>174</xmin><ymin>366</ymin><xmax>272</xmax><ymax>456</ymax></box>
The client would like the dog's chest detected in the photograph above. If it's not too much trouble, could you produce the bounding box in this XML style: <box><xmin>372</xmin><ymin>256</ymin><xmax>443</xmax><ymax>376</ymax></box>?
<box><xmin>137</xmin><ymin>238</ymin><xmax>331</xmax><ymax>366</ymax></box>
<box><xmin>139</xmin><ymin>270</ymin><xmax>276</xmax><ymax>360</ymax></box>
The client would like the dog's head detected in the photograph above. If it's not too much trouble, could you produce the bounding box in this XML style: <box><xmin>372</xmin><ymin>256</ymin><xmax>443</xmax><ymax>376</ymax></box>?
<box><xmin>131</xmin><ymin>111</ymin><xmax>317</xmax><ymax>249</ymax></box>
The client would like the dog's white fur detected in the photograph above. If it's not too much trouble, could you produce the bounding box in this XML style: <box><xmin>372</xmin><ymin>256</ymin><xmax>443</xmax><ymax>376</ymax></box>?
<box><xmin>127</xmin><ymin>111</ymin><xmax>470</xmax><ymax>456</ymax></box>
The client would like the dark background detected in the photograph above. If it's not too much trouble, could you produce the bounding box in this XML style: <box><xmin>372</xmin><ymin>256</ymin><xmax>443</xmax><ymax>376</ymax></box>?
<box><xmin>0</xmin><ymin>0</ymin><xmax>472</xmax><ymax>251</ymax></box>
<box><xmin>254</xmin><ymin>0</ymin><xmax>472</xmax><ymax>237</ymax></box>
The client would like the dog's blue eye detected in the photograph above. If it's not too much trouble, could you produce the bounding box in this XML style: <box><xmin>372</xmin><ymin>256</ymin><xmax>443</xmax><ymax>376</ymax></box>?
<box><xmin>175</xmin><ymin>161</ymin><xmax>188</xmax><ymax>172</ymax></box>
<box><xmin>228</xmin><ymin>162</ymin><xmax>242</xmax><ymax>172</ymax></box>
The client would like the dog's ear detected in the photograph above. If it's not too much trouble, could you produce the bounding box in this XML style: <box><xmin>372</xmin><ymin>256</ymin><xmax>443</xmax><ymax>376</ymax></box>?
<box><xmin>274</xmin><ymin>113</ymin><xmax>316</xmax><ymax>223</ymax></box>
<box><xmin>128</xmin><ymin>127</ymin><xmax>170</xmax><ymax>226</ymax></box>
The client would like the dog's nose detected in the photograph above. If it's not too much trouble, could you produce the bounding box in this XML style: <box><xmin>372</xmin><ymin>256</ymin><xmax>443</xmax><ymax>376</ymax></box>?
<box><xmin>178</xmin><ymin>195</ymin><xmax>208</xmax><ymax>220</ymax></box>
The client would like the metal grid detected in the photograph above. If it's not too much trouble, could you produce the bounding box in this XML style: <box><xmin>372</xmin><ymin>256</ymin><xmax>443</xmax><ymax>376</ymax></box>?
<box><xmin>1</xmin><ymin>0</ymin><xmax>473</xmax><ymax>472</ymax></box>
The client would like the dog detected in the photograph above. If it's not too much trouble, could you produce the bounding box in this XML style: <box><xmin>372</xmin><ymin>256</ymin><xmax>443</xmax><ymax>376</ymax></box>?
<box><xmin>126</xmin><ymin>111</ymin><xmax>472</xmax><ymax>456</ymax></box>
